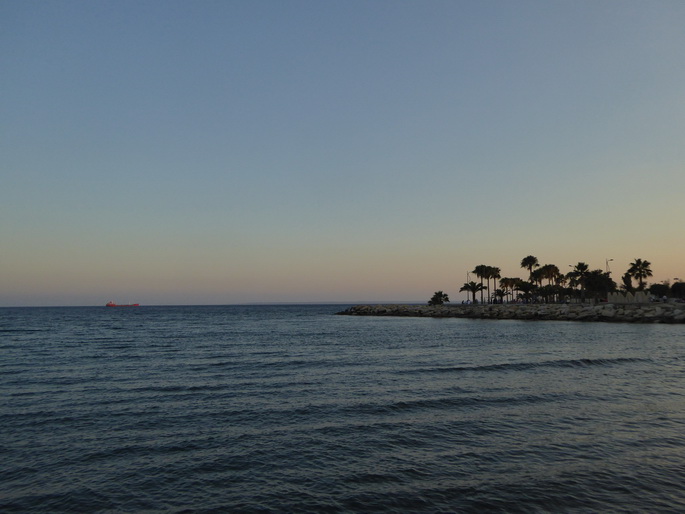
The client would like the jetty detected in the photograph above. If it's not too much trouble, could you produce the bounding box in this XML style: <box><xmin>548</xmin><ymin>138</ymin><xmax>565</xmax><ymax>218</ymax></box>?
<box><xmin>337</xmin><ymin>303</ymin><xmax>685</xmax><ymax>323</ymax></box>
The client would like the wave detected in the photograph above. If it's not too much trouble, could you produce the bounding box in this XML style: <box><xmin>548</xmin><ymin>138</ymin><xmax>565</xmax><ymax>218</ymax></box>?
<box><xmin>342</xmin><ymin>392</ymin><xmax>574</xmax><ymax>418</ymax></box>
<box><xmin>3</xmin><ymin>305</ymin><xmax>683</xmax><ymax>513</ymax></box>
<box><xmin>0</xmin><ymin>328</ymin><xmax>47</xmax><ymax>334</ymax></box>
<box><xmin>409</xmin><ymin>357</ymin><xmax>648</xmax><ymax>375</ymax></box>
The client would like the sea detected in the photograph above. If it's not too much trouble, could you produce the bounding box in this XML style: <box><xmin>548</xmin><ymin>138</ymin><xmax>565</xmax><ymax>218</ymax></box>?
<box><xmin>1</xmin><ymin>304</ymin><xmax>685</xmax><ymax>513</ymax></box>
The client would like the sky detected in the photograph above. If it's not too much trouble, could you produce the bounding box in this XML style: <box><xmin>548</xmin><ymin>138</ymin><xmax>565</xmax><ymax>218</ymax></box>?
<box><xmin>2</xmin><ymin>0</ymin><xmax>684</xmax><ymax>306</ymax></box>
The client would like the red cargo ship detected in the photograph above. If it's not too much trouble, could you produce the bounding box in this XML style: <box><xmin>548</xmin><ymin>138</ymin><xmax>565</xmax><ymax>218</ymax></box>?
<box><xmin>106</xmin><ymin>301</ymin><xmax>140</xmax><ymax>307</ymax></box>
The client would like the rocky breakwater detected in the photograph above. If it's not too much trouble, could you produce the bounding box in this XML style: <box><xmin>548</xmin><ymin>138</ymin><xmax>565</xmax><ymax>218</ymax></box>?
<box><xmin>337</xmin><ymin>303</ymin><xmax>685</xmax><ymax>323</ymax></box>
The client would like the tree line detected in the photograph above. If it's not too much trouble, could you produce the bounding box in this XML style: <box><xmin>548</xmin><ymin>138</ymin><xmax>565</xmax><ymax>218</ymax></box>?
<box><xmin>428</xmin><ymin>256</ymin><xmax>683</xmax><ymax>306</ymax></box>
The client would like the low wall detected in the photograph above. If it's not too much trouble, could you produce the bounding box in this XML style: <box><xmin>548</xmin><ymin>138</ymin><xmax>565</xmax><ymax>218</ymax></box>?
<box><xmin>337</xmin><ymin>303</ymin><xmax>685</xmax><ymax>323</ymax></box>
<box><xmin>607</xmin><ymin>291</ymin><xmax>651</xmax><ymax>304</ymax></box>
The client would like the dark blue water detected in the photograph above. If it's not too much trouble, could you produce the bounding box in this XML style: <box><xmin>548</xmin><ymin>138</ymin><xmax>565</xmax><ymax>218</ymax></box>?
<box><xmin>2</xmin><ymin>305</ymin><xmax>685</xmax><ymax>512</ymax></box>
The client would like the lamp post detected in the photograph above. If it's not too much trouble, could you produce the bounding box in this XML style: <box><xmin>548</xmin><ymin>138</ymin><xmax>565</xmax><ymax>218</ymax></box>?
<box><xmin>466</xmin><ymin>272</ymin><xmax>471</xmax><ymax>302</ymax></box>
<box><xmin>606</xmin><ymin>258</ymin><xmax>613</xmax><ymax>274</ymax></box>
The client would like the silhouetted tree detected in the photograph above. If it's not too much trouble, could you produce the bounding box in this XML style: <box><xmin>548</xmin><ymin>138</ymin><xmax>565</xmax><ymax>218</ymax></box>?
<box><xmin>530</xmin><ymin>268</ymin><xmax>545</xmax><ymax>287</ymax></box>
<box><xmin>472</xmin><ymin>265</ymin><xmax>489</xmax><ymax>304</ymax></box>
<box><xmin>567</xmin><ymin>262</ymin><xmax>591</xmax><ymax>302</ymax></box>
<box><xmin>648</xmin><ymin>282</ymin><xmax>670</xmax><ymax>298</ymax></box>
<box><xmin>493</xmin><ymin>289</ymin><xmax>507</xmax><ymax>304</ymax></box>
<box><xmin>568</xmin><ymin>262</ymin><xmax>590</xmax><ymax>291</ymax></box>
<box><xmin>487</xmin><ymin>266</ymin><xmax>501</xmax><ymax>303</ymax></box>
<box><xmin>428</xmin><ymin>291</ymin><xmax>450</xmax><ymax>306</ymax></box>
<box><xmin>515</xmin><ymin>280</ymin><xmax>537</xmax><ymax>303</ymax></box>
<box><xmin>499</xmin><ymin>277</ymin><xmax>520</xmax><ymax>303</ymax></box>
<box><xmin>460</xmin><ymin>281</ymin><xmax>485</xmax><ymax>304</ymax></box>
<box><xmin>584</xmin><ymin>270</ymin><xmax>617</xmax><ymax>302</ymax></box>
<box><xmin>520</xmin><ymin>255</ymin><xmax>539</xmax><ymax>281</ymax></box>
<box><xmin>627</xmin><ymin>258</ymin><xmax>653</xmax><ymax>290</ymax></box>
<box><xmin>621</xmin><ymin>272</ymin><xmax>635</xmax><ymax>293</ymax></box>
<box><xmin>672</xmin><ymin>282</ymin><xmax>685</xmax><ymax>299</ymax></box>
<box><xmin>539</xmin><ymin>264</ymin><xmax>560</xmax><ymax>286</ymax></box>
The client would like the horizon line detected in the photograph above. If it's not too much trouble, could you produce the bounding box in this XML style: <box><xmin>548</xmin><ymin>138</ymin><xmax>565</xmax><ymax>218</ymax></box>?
<box><xmin>0</xmin><ymin>300</ymin><xmax>427</xmax><ymax>309</ymax></box>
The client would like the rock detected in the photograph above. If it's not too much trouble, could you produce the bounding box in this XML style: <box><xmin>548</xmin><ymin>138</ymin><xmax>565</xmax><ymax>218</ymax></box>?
<box><xmin>336</xmin><ymin>303</ymin><xmax>685</xmax><ymax>323</ymax></box>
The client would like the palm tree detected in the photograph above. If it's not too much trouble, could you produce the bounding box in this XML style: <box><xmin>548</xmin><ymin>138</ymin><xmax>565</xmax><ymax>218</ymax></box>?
<box><xmin>536</xmin><ymin>264</ymin><xmax>560</xmax><ymax>301</ymax></box>
<box><xmin>555</xmin><ymin>273</ymin><xmax>567</xmax><ymax>287</ymax></box>
<box><xmin>472</xmin><ymin>265</ymin><xmax>489</xmax><ymax>304</ymax></box>
<box><xmin>499</xmin><ymin>277</ymin><xmax>519</xmax><ymax>303</ymax></box>
<box><xmin>515</xmin><ymin>280</ymin><xmax>536</xmax><ymax>303</ymax></box>
<box><xmin>567</xmin><ymin>262</ymin><xmax>590</xmax><ymax>302</ymax></box>
<box><xmin>520</xmin><ymin>255</ymin><xmax>539</xmax><ymax>281</ymax></box>
<box><xmin>568</xmin><ymin>262</ymin><xmax>590</xmax><ymax>291</ymax></box>
<box><xmin>428</xmin><ymin>291</ymin><xmax>450</xmax><ymax>306</ymax></box>
<box><xmin>584</xmin><ymin>269</ymin><xmax>617</xmax><ymax>302</ymax></box>
<box><xmin>539</xmin><ymin>264</ymin><xmax>560</xmax><ymax>285</ymax></box>
<box><xmin>459</xmin><ymin>281</ymin><xmax>485</xmax><ymax>304</ymax></box>
<box><xmin>488</xmin><ymin>266</ymin><xmax>501</xmax><ymax>303</ymax></box>
<box><xmin>555</xmin><ymin>273</ymin><xmax>568</xmax><ymax>302</ymax></box>
<box><xmin>627</xmin><ymin>258</ymin><xmax>653</xmax><ymax>291</ymax></box>
<box><xmin>531</xmin><ymin>267</ymin><xmax>545</xmax><ymax>287</ymax></box>
<box><xmin>621</xmin><ymin>272</ymin><xmax>635</xmax><ymax>293</ymax></box>
<box><xmin>537</xmin><ymin>284</ymin><xmax>558</xmax><ymax>303</ymax></box>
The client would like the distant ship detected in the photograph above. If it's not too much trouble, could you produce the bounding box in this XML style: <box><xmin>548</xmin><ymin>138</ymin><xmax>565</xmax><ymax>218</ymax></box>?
<box><xmin>106</xmin><ymin>301</ymin><xmax>140</xmax><ymax>307</ymax></box>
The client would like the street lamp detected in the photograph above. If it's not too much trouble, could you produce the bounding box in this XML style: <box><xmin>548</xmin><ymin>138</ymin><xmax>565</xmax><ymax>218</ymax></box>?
<box><xmin>465</xmin><ymin>272</ymin><xmax>471</xmax><ymax>302</ymax></box>
<box><xmin>606</xmin><ymin>258</ymin><xmax>613</xmax><ymax>273</ymax></box>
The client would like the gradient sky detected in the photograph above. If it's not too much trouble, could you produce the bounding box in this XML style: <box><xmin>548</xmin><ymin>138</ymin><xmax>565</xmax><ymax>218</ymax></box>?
<box><xmin>2</xmin><ymin>0</ymin><xmax>684</xmax><ymax>306</ymax></box>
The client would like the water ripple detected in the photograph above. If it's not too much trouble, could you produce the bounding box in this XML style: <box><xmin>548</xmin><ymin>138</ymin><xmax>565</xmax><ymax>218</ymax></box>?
<box><xmin>1</xmin><ymin>305</ymin><xmax>684</xmax><ymax>512</ymax></box>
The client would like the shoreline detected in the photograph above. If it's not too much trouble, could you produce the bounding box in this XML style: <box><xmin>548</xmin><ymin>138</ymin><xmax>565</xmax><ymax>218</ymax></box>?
<box><xmin>337</xmin><ymin>303</ymin><xmax>685</xmax><ymax>323</ymax></box>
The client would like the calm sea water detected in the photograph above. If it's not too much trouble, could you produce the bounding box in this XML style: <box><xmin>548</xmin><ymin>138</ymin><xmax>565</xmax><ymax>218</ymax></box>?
<box><xmin>2</xmin><ymin>304</ymin><xmax>685</xmax><ymax>512</ymax></box>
